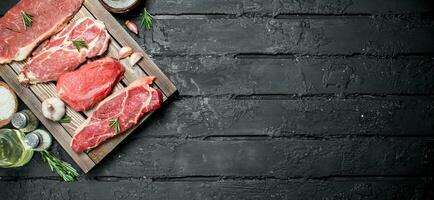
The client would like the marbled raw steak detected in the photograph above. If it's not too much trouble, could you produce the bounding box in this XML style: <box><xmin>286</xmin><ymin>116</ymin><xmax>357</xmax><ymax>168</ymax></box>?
<box><xmin>71</xmin><ymin>77</ymin><xmax>163</xmax><ymax>152</ymax></box>
<box><xmin>18</xmin><ymin>17</ymin><xmax>110</xmax><ymax>84</ymax></box>
<box><xmin>0</xmin><ymin>0</ymin><xmax>83</xmax><ymax>63</ymax></box>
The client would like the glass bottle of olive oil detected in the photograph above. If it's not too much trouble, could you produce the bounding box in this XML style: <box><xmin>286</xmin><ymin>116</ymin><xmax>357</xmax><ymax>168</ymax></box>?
<box><xmin>0</xmin><ymin>129</ymin><xmax>33</xmax><ymax>168</ymax></box>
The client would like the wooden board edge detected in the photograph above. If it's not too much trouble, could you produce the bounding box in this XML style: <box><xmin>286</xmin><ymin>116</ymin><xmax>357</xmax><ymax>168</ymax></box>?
<box><xmin>0</xmin><ymin>65</ymin><xmax>95</xmax><ymax>173</ymax></box>
<box><xmin>82</xmin><ymin>0</ymin><xmax>178</xmax><ymax>97</ymax></box>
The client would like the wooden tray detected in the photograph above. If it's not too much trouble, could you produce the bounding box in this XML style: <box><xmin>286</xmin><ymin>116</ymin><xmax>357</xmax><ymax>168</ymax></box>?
<box><xmin>0</xmin><ymin>0</ymin><xmax>177</xmax><ymax>173</ymax></box>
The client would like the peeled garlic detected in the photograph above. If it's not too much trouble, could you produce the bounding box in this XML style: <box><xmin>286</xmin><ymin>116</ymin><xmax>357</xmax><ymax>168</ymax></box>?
<box><xmin>125</xmin><ymin>20</ymin><xmax>138</xmax><ymax>34</ymax></box>
<box><xmin>118</xmin><ymin>46</ymin><xmax>133</xmax><ymax>60</ymax></box>
<box><xmin>129</xmin><ymin>52</ymin><xmax>143</xmax><ymax>66</ymax></box>
<box><xmin>42</xmin><ymin>97</ymin><xmax>66</xmax><ymax>121</ymax></box>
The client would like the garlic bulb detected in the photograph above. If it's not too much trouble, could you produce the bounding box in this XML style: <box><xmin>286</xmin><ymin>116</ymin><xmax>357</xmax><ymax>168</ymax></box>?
<box><xmin>125</xmin><ymin>20</ymin><xmax>138</xmax><ymax>34</ymax></box>
<box><xmin>129</xmin><ymin>52</ymin><xmax>143</xmax><ymax>66</ymax></box>
<box><xmin>42</xmin><ymin>97</ymin><xmax>66</xmax><ymax>121</ymax></box>
<box><xmin>118</xmin><ymin>46</ymin><xmax>133</xmax><ymax>60</ymax></box>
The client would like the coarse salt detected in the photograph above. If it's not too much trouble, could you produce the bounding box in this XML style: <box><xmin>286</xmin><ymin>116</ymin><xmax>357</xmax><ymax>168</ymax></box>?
<box><xmin>0</xmin><ymin>86</ymin><xmax>16</xmax><ymax>120</ymax></box>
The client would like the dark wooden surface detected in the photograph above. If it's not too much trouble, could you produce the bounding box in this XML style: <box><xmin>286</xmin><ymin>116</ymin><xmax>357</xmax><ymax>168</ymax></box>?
<box><xmin>1</xmin><ymin>0</ymin><xmax>434</xmax><ymax>199</ymax></box>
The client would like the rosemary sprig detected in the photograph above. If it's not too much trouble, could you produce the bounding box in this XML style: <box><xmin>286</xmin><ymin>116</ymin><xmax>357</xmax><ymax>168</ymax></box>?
<box><xmin>59</xmin><ymin>115</ymin><xmax>71</xmax><ymax>123</ymax></box>
<box><xmin>72</xmin><ymin>40</ymin><xmax>88</xmax><ymax>52</ymax></box>
<box><xmin>40</xmin><ymin>150</ymin><xmax>79</xmax><ymax>182</ymax></box>
<box><xmin>109</xmin><ymin>118</ymin><xmax>121</xmax><ymax>133</ymax></box>
<box><xmin>21</xmin><ymin>11</ymin><xmax>33</xmax><ymax>28</ymax></box>
<box><xmin>141</xmin><ymin>8</ymin><xmax>153</xmax><ymax>30</ymax></box>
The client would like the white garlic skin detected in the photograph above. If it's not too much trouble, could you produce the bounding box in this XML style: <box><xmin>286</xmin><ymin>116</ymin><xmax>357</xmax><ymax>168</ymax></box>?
<box><xmin>42</xmin><ymin>97</ymin><xmax>66</xmax><ymax>121</ymax></box>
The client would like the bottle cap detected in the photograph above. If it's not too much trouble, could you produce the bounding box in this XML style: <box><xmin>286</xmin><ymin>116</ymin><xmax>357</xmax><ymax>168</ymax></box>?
<box><xmin>11</xmin><ymin>112</ymin><xmax>28</xmax><ymax>129</ymax></box>
<box><xmin>24</xmin><ymin>132</ymin><xmax>40</xmax><ymax>149</ymax></box>
<box><xmin>29</xmin><ymin>129</ymin><xmax>52</xmax><ymax>151</ymax></box>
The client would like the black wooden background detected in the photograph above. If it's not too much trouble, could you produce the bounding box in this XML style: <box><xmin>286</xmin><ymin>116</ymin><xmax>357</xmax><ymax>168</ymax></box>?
<box><xmin>1</xmin><ymin>0</ymin><xmax>434</xmax><ymax>199</ymax></box>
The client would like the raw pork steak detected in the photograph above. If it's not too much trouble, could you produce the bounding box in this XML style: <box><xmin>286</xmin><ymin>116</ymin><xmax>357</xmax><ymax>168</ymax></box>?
<box><xmin>18</xmin><ymin>17</ymin><xmax>110</xmax><ymax>84</ymax></box>
<box><xmin>0</xmin><ymin>0</ymin><xmax>83</xmax><ymax>63</ymax></box>
<box><xmin>71</xmin><ymin>77</ymin><xmax>162</xmax><ymax>152</ymax></box>
<box><xmin>57</xmin><ymin>57</ymin><xmax>125</xmax><ymax>112</ymax></box>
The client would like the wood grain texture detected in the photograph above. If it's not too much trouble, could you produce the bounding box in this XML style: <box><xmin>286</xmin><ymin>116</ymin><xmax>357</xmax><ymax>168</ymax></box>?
<box><xmin>128</xmin><ymin>97</ymin><xmax>434</xmax><ymax>138</ymax></box>
<box><xmin>154</xmin><ymin>55</ymin><xmax>434</xmax><ymax>95</ymax></box>
<box><xmin>1</xmin><ymin>0</ymin><xmax>433</xmax><ymax>198</ymax></box>
<box><xmin>1</xmin><ymin>178</ymin><xmax>432</xmax><ymax>200</ymax></box>
<box><xmin>141</xmin><ymin>16</ymin><xmax>434</xmax><ymax>56</ymax></box>
<box><xmin>0</xmin><ymin>136</ymin><xmax>432</xmax><ymax>177</ymax></box>
<box><xmin>147</xmin><ymin>0</ymin><xmax>434</xmax><ymax>15</ymax></box>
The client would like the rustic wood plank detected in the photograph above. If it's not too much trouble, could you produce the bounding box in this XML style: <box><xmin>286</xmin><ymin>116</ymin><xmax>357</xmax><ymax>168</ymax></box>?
<box><xmin>83</xmin><ymin>0</ymin><xmax>178</xmax><ymax>97</ymax></box>
<box><xmin>0</xmin><ymin>65</ymin><xmax>95</xmax><ymax>173</ymax></box>
<box><xmin>128</xmin><ymin>97</ymin><xmax>434</xmax><ymax>138</ymax></box>
<box><xmin>1</xmin><ymin>136</ymin><xmax>432</xmax><ymax>177</ymax></box>
<box><xmin>141</xmin><ymin>16</ymin><xmax>434</xmax><ymax>55</ymax></box>
<box><xmin>1</xmin><ymin>178</ymin><xmax>430</xmax><ymax>200</ymax></box>
<box><xmin>1</xmin><ymin>95</ymin><xmax>431</xmax><ymax>177</ymax></box>
<box><xmin>147</xmin><ymin>0</ymin><xmax>434</xmax><ymax>15</ymax></box>
<box><xmin>154</xmin><ymin>55</ymin><xmax>434</xmax><ymax>95</ymax></box>
<box><xmin>1</xmin><ymin>0</ymin><xmax>432</xmax><ymax>198</ymax></box>
<box><xmin>91</xmin><ymin>138</ymin><xmax>433</xmax><ymax>177</ymax></box>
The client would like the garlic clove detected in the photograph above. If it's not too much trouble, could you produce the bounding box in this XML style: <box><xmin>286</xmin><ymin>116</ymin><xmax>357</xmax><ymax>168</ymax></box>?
<box><xmin>118</xmin><ymin>46</ymin><xmax>133</xmax><ymax>60</ymax></box>
<box><xmin>129</xmin><ymin>52</ymin><xmax>143</xmax><ymax>66</ymax></box>
<box><xmin>125</xmin><ymin>20</ymin><xmax>138</xmax><ymax>34</ymax></box>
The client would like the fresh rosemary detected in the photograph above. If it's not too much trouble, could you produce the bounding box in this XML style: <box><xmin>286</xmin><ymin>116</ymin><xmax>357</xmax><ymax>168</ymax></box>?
<box><xmin>72</xmin><ymin>40</ymin><xmax>88</xmax><ymax>52</ymax></box>
<box><xmin>40</xmin><ymin>150</ymin><xmax>79</xmax><ymax>182</ymax></box>
<box><xmin>109</xmin><ymin>118</ymin><xmax>121</xmax><ymax>133</ymax></box>
<box><xmin>59</xmin><ymin>115</ymin><xmax>71</xmax><ymax>123</ymax></box>
<box><xmin>141</xmin><ymin>8</ymin><xmax>153</xmax><ymax>30</ymax></box>
<box><xmin>21</xmin><ymin>11</ymin><xmax>33</xmax><ymax>28</ymax></box>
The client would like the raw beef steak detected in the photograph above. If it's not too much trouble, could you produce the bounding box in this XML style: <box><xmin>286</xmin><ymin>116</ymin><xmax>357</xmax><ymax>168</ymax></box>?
<box><xmin>71</xmin><ymin>77</ymin><xmax>163</xmax><ymax>152</ymax></box>
<box><xmin>18</xmin><ymin>17</ymin><xmax>110</xmax><ymax>84</ymax></box>
<box><xmin>57</xmin><ymin>57</ymin><xmax>125</xmax><ymax>112</ymax></box>
<box><xmin>0</xmin><ymin>0</ymin><xmax>83</xmax><ymax>63</ymax></box>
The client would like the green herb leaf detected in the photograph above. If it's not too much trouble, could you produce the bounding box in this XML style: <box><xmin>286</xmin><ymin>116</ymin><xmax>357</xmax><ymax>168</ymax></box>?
<box><xmin>141</xmin><ymin>8</ymin><xmax>153</xmax><ymax>30</ymax></box>
<box><xmin>21</xmin><ymin>11</ymin><xmax>33</xmax><ymax>28</ymax></box>
<box><xmin>109</xmin><ymin>118</ymin><xmax>121</xmax><ymax>133</ymax></box>
<box><xmin>58</xmin><ymin>115</ymin><xmax>71</xmax><ymax>123</ymax></box>
<box><xmin>72</xmin><ymin>40</ymin><xmax>88</xmax><ymax>52</ymax></box>
<box><xmin>40</xmin><ymin>150</ymin><xmax>79</xmax><ymax>182</ymax></box>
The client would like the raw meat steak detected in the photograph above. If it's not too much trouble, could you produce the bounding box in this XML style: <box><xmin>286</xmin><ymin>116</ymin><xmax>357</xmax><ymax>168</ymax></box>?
<box><xmin>0</xmin><ymin>0</ymin><xmax>83</xmax><ymax>64</ymax></box>
<box><xmin>71</xmin><ymin>77</ymin><xmax>163</xmax><ymax>152</ymax></box>
<box><xmin>57</xmin><ymin>57</ymin><xmax>125</xmax><ymax>112</ymax></box>
<box><xmin>18</xmin><ymin>17</ymin><xmax>110</xmax><ymax>84</ymax></box>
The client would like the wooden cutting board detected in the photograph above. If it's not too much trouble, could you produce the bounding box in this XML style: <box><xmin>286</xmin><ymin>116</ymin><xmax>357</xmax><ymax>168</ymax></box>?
<box><xmin>0</xmin><ymin>0</ymin><xmax>177</xmax><ymax>173</ymax></box>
